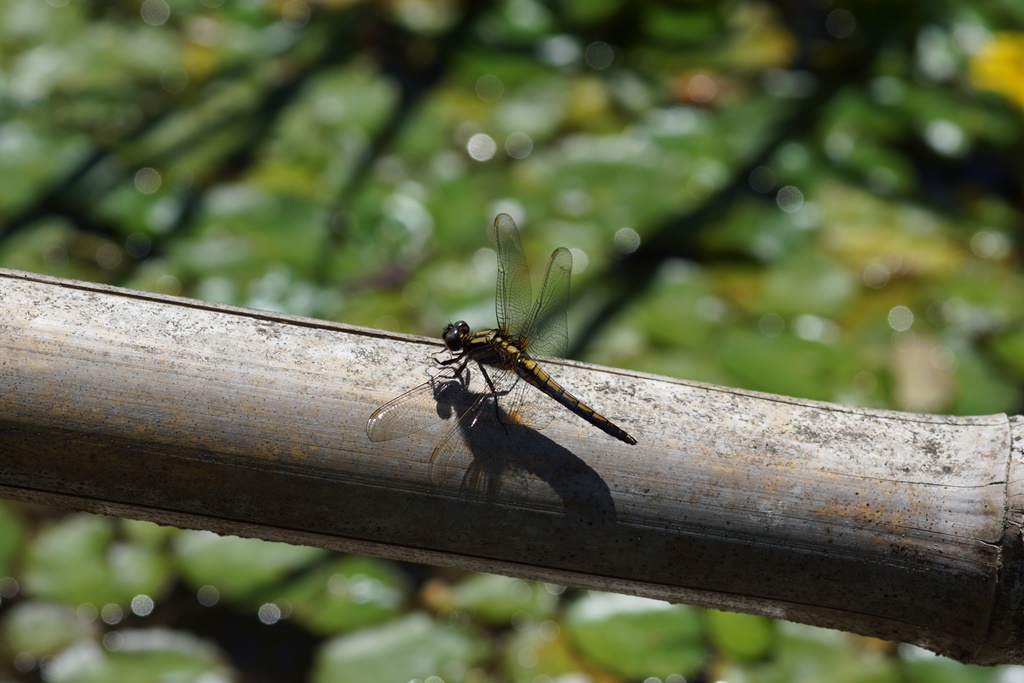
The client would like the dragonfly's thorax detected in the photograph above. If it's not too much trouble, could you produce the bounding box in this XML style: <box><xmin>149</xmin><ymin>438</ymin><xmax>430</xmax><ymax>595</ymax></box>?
<box><xmin>441</xmin><ymin>321</ymin><xmax>532</xmax><ymax>371</ymax></box>
<box><xmin>492</xmin><ymin>330</ymin><xmax>528</xmax><ymax>357</ymax></box>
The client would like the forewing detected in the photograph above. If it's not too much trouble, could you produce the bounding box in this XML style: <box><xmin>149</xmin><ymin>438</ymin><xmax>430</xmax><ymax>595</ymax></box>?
<box><xmin>494</xmin><ymin>213</ymin><xmax>533</xmax><ymax>336</ymax></box>
<box><xmin>366</xmin><ymin>373</ymin><xmax>465</xmax><ymax>442</ymax></box>
<box><xmin>519</xmin><ymin>246</ymin><xmax>571</xmax><ymax>358</ymax></box>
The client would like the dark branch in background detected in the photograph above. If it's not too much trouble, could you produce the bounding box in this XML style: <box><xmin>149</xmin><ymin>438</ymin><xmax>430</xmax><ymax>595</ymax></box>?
<box><xmin>153</xmin><ymin>9</ymin><xmax>369</xmax><ymax>266</ymax></box>
<box><xmin>568</xmin><ymin>4</ymin><xmax>911</xmax><ymax>359</ymax></box>
<box><xmin>0</xmin><ymin>0</ymin><xmax>230</xmax><ymax>240</ymax></box>
<box><xmin>0</xmin><ymin>8</ymin><xmax>368</xmax><ymax>281</ymax></box>
<box><xmin>315</xmin><ymin>0</ymin><xmax>497</xmax><ymax>284</ymax></box>
<box><xmin>0</xmin><ymin>107</ymin><xmax>177</xmax><ymax>244</ymax></box>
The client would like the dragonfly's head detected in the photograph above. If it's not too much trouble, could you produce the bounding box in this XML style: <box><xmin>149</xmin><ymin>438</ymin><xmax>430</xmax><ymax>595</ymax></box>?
<box><xmin>442</xmin><ymin>321</ymin><xmax>471</xmax><ymax>352</ymax></box>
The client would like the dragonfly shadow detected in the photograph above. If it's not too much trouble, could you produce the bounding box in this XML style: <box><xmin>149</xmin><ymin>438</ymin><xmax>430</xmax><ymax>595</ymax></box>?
<box><xmin>429</xmin><ymin>373</ymin><xmax>617</xmax><ymax>525</ymax></box>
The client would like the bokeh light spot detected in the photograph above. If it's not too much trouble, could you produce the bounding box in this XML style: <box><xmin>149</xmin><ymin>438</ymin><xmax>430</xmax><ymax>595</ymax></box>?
<box><xmin>613</xmin><ymin>227</ymin><xmax>641</xmax><ymax>254</ymax></box>
<box><xmin>140</xmin><ymin>0</ymin><xmax>170</xmax><ymax>25</ymax></box>
<box><xmin>687</xmin><ymin>73</ymin><xmax>718</xmax><ymax>103</ymax></box>
<box><xmin>826</xmin><ymin>9</ymin><xmax>856</xmax><ymax>39</ymax></box>
<box><xmin>923</xmin><ymin>119</ymin><xmax>966</xmax><ymax>156</ymax></box>
<box><xmin>258</xmin><ymin>602</ymin><xmax>282</xmax><ymax>625</ymax></box>
<box><xmin>160</xmin><ymin>67</ymin><xmax>188</xmax><ymax>94</ymax></box>
<box><xmin>95</xmin><ymin>243</ymin><xmax>123</xmax><ymax>270</ymax></box>
<box><xmin>134</xmin><ymin>167</ymin><xmax>162</xmax><ymax>194</ymax></box>
<box><xmin>197</xmin><ymin>585</ymin><xmax>220</xmax><ymax>607</ymax></box>
<box><xmin>466</xmin><ymin>133</ymin><xmax>497</xmax><ymax>161</ymax></box>
<box><xmin>776</xmin><ymin>185</ymin><xmax>804</xmax><ymax>213</ymax></box>
<box><xmin>863</xmin><ymin>262</ymin><xmax>890</xmax><ymax>289</ymax></box>
<box><xmin>888</xmin><ymin>305</ymin><xmax>914</xmax><ymax>331</ymax></box>
<box><xmin>585</xmin><ymin>41</ymin><xmax>614</xmax><ymax>70</ymax></box>
<box><xmin>130</xmin><ymin>594</ymin><xmax>154</xmax><ymax>617</ymax></box>
<box><xmin>505</xmin><ymin>132</ymin><xmax>533</xmax><ymax>159</ymax></box>
<box><xmin>748</xmin><ymin>166</ymin><xmax>777</xmax><ymax>193</ymax></box>
<box><xmin>101</xmin><ymin>603</ymin><xmax>123</xmax><ymax>625</ymax></box>
<box><xmin>475</xmin><ymin>74</ymin><xmax>504</xmax><ymax>102</ymax></box>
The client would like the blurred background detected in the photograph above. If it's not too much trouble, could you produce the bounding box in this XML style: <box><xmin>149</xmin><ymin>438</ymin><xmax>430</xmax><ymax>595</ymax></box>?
<box><xmin>2</xmin><ymin>0</ymin><xmax>1024</xmax><ymax>681</ymax></box>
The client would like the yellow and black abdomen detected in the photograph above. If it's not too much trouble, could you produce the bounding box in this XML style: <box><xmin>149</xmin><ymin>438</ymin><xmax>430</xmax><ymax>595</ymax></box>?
<box><xmin>514</xmin><ymin>355</ymin><xmax>637</xmax><ymax>445</ymax></box>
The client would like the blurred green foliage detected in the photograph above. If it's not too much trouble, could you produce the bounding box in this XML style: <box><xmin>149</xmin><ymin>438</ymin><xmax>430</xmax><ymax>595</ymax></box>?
<box><xmin>2</xmin><ymin>0</ymin><xmax>1024</xmax><ymax>680</ymax></box>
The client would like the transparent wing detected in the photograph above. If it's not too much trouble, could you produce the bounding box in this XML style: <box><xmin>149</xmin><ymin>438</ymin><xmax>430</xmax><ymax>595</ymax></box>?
<box><xmin>366</xmin><ymin>371</ymin><xmax>466</xmax><ymax>442</ymax></box>
<box><xmin>428</xmin><ymin>397</ymin><xmax>489</xmax><ymax>486</ymax></box>
<box><xmin>494</xmin><ymin>213</ymin><xmax>533</xmax><ymax>337</ymax></box>
<box><xmin>429</xmin><ymin>390</ymin><xmax>540</xmax><ymax>496</ymax></box>
<box><xmin>431</xmin><ymin>422</ymin><xmax>512</xmax><ymax>498</ymax></box>
<box><xmin>519</xmin><ymin>246</ymin><xmax>571</xmax><ymax>358</ymax></box>
<box><xmin>430</xmin><ymin>424</ymin><xmax>496</xmax><ymax>495</ymax></box>
<box><xmin>501</xmin><ymin>376</ymin><xmax>556</xmax><ymax>432</ymax></box>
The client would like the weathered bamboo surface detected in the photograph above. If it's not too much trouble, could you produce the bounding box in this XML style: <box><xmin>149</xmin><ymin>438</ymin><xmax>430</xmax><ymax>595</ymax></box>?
<box><xmin>0</xmin><ymin>267</ymin><xmax>1020</xmax><ymax>664</ymax></box>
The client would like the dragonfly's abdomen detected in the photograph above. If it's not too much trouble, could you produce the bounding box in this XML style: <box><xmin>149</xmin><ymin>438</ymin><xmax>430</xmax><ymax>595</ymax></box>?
<box><xmin>514</xmin><ymin>355</ymin><xmax>637</xmax><ymax>446</ymax></box>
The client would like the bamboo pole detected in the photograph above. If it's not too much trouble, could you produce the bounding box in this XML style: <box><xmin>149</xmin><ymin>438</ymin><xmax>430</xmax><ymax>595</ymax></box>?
<box><xmin>0</xmin><ymin>267</ymin><xmax>1020</xmax><ymax>664</ymax></box>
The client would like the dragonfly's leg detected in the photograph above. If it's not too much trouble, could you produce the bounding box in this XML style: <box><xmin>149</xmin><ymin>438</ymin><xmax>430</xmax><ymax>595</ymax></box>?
<box><xmin>477</xmin><ymin>362</ymin><xmax>498</xmax><ymax>393</ymax></box>
<box><xmin>436</xmin><ymin>353</ymin><xmax>460</xmax><ymax>367</ymax></box>
<box><xmin>475</xmin><ymin>362</ymin><xmax>510</xmax><ymax>434</ymax></box>
<box><xmin>436</xmin><ymin>353</ymin><xmax>473</xmax><ymax>385</ymax></box>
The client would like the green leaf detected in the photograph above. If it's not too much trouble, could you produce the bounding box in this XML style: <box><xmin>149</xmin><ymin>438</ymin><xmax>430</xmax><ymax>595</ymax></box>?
<box><xmin>719</xmin><ymin>329</ymin><xmax>851</xmax><ymax>401</ymax></box>
<box><xmin>989</xmin><ymin>328</ymin><xmax>1024</xmax><ymax>382</ymax></box>
<box><xmin>500</xmin><ymin>618</ymin><xmax>582</xmax><ymax>681</ymax></box>
<box><xmin>718</xmin><ymin>622</ymin><xmax>900</xmax><ymax>683</ymax></box>
<box><xmin>900</xmin><ymin>646</ymin><xmax>1004</xmax><ymax>683</ymax></box>
<box><xmin>950</xmin><ymin>344</ymin><xmax>1021</xmax><ymax>415</ymax></box>
<box><xmin>22</xmin><ymin>514</ymin><xmax>169</xmax><ymax>607</ymax></box>
<box><xmin>0</xmin><ymin>501</ymin><xmax>26</xmax><ymax>576</ymax></box>
<box><xmin>43</xmin><ymin>629</ymin><xmax>231</xmax><ymax>683</ymax></box>
<box><xmin>444</xmin><ymin>573</ymin><xmax>557</xmax><ymax>625</ymax></box>
<box><xmin>281</xmin><ymin>556</ymin><xmax>407</xmax><ymax>635</ymax></box>
<box><xmin>706</xmin><ymin>609</ymin><xmax>775</xmax><ymax>660</ymax></box>
<box><xmin>172</xmin><ymin>530</ymin><xmax>325</xmax><ymax>602</ymax></box>
<box><xmin>312</xmin><ymin>613</ymin><xmax>487</xmax><ymax>683</ymax></box>
<box><xmin>565</xmin><ymin>592</ymin><xmax>705</xmax><ymax>680</ymax></box>
<box><xmin>0</xmin><ymin>601</ymin><xmax>97</xmax><ymax>657</ymax></box>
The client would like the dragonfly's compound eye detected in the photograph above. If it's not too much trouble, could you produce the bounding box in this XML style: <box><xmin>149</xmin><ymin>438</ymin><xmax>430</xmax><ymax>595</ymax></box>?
<box><xmin>442</xmin><ymin>324</ymin><xmax>457</xmax><ymax>349</ymax></box>
<box><xmin>443</xmin><ymin>322</ymin><xmax>466</xmax><ymax>351</ymax></box>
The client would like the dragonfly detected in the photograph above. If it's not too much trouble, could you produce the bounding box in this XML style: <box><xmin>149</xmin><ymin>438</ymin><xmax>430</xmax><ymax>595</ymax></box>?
<box><xmin>367</xmin><ymin>213</ymin><xmax>636</xmax><ymax>480</ymax></box>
